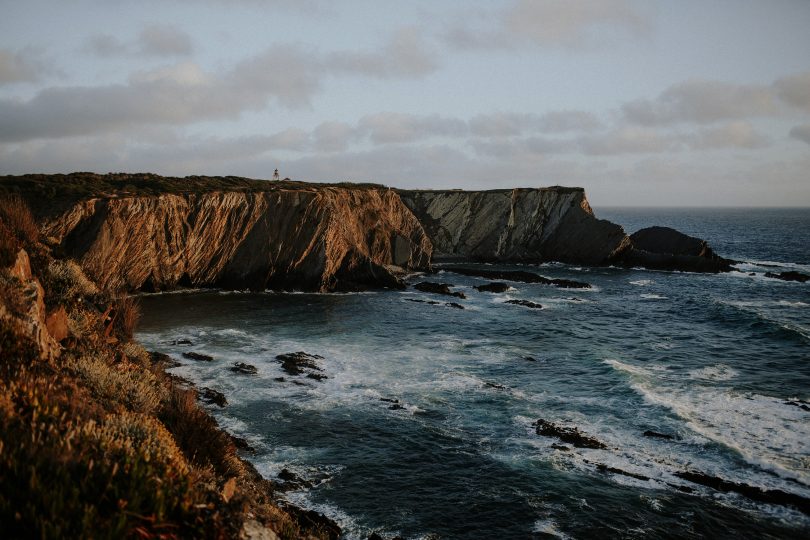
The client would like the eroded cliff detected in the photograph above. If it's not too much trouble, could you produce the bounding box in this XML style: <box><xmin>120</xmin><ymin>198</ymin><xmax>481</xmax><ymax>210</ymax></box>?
<box><xmin>398</xmin><ymin>187</ymin><xmax>631</xmax><ymax>264</ymax></box>
<box><xmin>45</xmin><ymin>187</ymin><xmax>432</xmax><ymax>292</ymax></box>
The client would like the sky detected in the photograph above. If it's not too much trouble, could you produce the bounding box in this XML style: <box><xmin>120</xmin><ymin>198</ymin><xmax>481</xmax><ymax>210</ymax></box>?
<box><xmin>1</xmin><ymin>0</ymin><xmax>809</xmax><ymax>206</ymax></box>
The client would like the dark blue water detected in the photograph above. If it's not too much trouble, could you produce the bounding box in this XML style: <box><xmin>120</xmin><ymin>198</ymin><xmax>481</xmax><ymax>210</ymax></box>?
<box><xmin>138</xmin><ymin>208</ymin><xmax>810</xmax><ymax>539</ymax></box>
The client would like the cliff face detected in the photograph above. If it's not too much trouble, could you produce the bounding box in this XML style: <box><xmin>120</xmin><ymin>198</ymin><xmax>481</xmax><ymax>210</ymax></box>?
<box><xmin>45</xmin><ymin>188</ymin><xmax>432</xmax><ymax>292</ymax></box>
<box><xmin>398</xmin><ymin>187</ymin><xmax>631</xmax><ymax>265</ymax></box>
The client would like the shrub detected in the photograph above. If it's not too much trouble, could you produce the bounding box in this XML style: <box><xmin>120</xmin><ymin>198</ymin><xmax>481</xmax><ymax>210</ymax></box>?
<box><xmin>114</xmin><ymin>295</ymin><xmax>140</xmax><ymax>339</ymax></box>
<box><xmin>69</xmin><ymin>353</ymin><xmax>165</xmax><ymax>415</ymax></box>
<box><xmin>0</xmin><ymin>195</ymin><xmax>38</xmax><ymax>245</ymax></box>
<box><xmin>45</xmin><ymin>259</ymin><xmax>99</xmax><ymax>305</ymax></box>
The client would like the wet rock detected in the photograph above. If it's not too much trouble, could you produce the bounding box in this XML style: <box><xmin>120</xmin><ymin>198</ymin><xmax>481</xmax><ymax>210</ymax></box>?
<box><xmin>407</xmin><ymin>298</ymin><xmax>440</xmax><ymax>305</ymax></box>
<box><xmin>151</xmin><ymin>351</ymin><xmax>182</xmax><ymax>368</ymax></box>
<box><xmin>183</xmin><ymin>351</ymin><xmax>214</xmax><ymax>362</ymax></box>
<box><xmin>550</xmin><ymin>444</ymin><xmax>570</xmax><ymax>451</ymax></box>
<box><xmin>523</xmin><ymin>356</ymin><xmax>537</xmax><ymax>362</ymax></box>
<box><xmin>506</xmin><ymin>299</ymin><xmax>543</xmax><ymax>309</ymax></box>
<box><xmin>474</xmin><ymin>282</ymin><xmax>509</xmax><ymax>293</ymax></box>
<box><xmin>230</xmin><ymin>435</ymin><xmax>255</xmax><ymax>453</ymax></box>
<box><xmin>445</xmin><ymin>302</ymin><xmax>465</xmax><ymax>310</ymax></box>
<box><xmin>785</xmin><ymin>399</ymin><xmax>810</xmax><ymax>412</ymax></box>
<box><xmin>282</xmin><ymin>505</ymin><xmax>341</xmax><ymax>540</ymax></box>
<box><xmin>276</xmin><ymin>469</ymin><xmax>314</xmax><ymax>492</ymax></box>
<box><xmin>484</xmin><ymin>382</ymin><xmax>507</xmax><ymax>390</ymax></box>
<box><xmin>380</xmin><ymin>398</ymin><xmax>399</xmax><ymax>404</ymax></box>
<box><xmin>229</xmin><ymin>362</ymin><xmax>258</xmax><ymax>375</ymax></box>
<box><xmin>275</xmin><ymin>351</ymin><xmax>324</xmax><ymax>376</ymax></box>
<box><xmin>199</xmin><ymin>387</ymin><xmax>227</xmax><ymax>407</ymax></box>
<box><xmin>414</xmin><ymin>281</ymin><xmax>466</xmax><ymax>299</ymax></box>
<box><xmin>306</xmin><ymin>372</ymin><xmax>328</xmax><ymax>381</ymax></box>
<box><xmin>273</xmin><ymin>377</ymin><xmax>286</xmax><ymax>382</ymax></box>
<box><xmin>765</xmin><ymin>271</ymin><xmax>809</xmax><ymax>283</ymax></box>
<box><xmin>168</xmin><ymin>338</ymin><xmax>193</xmax><ymax>345</ymax></box>
<box><xmin>643</xmin><ymin>430</ymin><xmax>676</xmax><ymax>440</ymax></box>
<box><xmin>595</xmin><ymin>463</ymin><xmax>650</xmax><ymax>482</ymax></box>
<box><xmin>389</xmin><ymin>404</ymin><xmax>406</xmax><ymax>410</ymax></box>
<box><xmin>446</xmin><ymin>267</ymin><xmax>590</xmax><ymax>289</ymax></box>
<box><xmin>168</xmin><ymin>373</ymin><xmax>194</xmax><ymax>387</ymax></box>
<box><xmin>674</xmin><ymin>470</ymin><xmax>810</xmax><ymax>513</ymax></box>
<box><xmin>534</xmin><ymin>419</ymin><xmax>607</xmax><ymax>449</ymax></box>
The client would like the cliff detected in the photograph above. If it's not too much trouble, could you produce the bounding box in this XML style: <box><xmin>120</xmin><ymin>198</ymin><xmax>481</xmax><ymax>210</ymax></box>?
<box><xmin>44</xmin><ymin>187</ymin><xmax>432</xmax><ymax>293</ymax></box>
<box><xmin>398</xmin><ymin>187</ymin><xmax>631</xmax><ymax>265</ymax></box>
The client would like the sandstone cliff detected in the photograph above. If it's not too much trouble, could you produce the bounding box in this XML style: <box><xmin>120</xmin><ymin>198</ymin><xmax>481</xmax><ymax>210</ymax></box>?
<box><xmin>398</xmin><ymin>187</ymin><xmax>631</xmax><ymax>265</ymax></box>
<box><xmin>44</xmin><ymin>187</ymin><xmax>432</xmax><ymax>293</ymax></box>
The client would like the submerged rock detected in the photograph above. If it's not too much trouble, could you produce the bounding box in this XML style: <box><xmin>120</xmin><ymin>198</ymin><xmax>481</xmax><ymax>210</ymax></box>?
<box><xmin>445</xmin><ymin>268</ymin><xmax>590</xmax><ymax>289</ymax></box>
<box><xmin>643</xmin><ymin>430</ymin><xmax>676</xmax><ymax>440</ymax></box>
<box><xmin>474</xmin><ymin>282</ymin><xmax>509</xmax><ymax>293</ymax></box>
<box><xmin>199</xmin><ymin>387</ymin><xmax>227</xmax><ymax>407</ymax></box>
<box><xmin>765</xmin><ymin>271</ymin><xmax>809</xmax><ymax>283</ymax></box>
<box><xmin>413</xmin><ymin>281</ymin><xmax>467</xmax><ymax>299</ymax></box>
<box><xmin>230</xmin><ymin>434</ymin><xmax>255</xmax><ymax>453</ymax></box>
<box><xmin>674</xmin><ymin>470</ymin><xmax>810</xmax><ymax>513</ymax></box>
<box><xmin>506</xmin><ymin>299</ymin><xmax>543</xmax><ymax>309</ymax></box>
<box><xmin>183</xmin><ymin>351</ymin><xmax>214</xmax><ymax>362</ymax></box>
<box><xmin>445</xmin><ymin>302</ymin><xmax>465</xmax><ymax>310</ymax></box>
<box><xmin>535</xmin><ymin>419</ymin><xmax>607</xmax><ymax>449</ymax></box>
<box><xmin>229</xmin><ymin>362</ymin><xmax>258</xmax><ymax>375</ymax></box>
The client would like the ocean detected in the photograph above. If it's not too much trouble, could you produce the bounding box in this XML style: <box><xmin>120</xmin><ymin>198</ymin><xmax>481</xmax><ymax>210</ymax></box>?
<box><xmin>137</xmin><ymin>208</ymin><xmax>810</xmax><ymax>539</ymax></box>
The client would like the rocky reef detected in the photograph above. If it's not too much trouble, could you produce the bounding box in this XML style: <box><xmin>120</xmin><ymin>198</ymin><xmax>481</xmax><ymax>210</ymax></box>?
<box><xmin>622</xmin><ymin>226</ymin><xmax>733</xmax><ymax>273</ymax></box>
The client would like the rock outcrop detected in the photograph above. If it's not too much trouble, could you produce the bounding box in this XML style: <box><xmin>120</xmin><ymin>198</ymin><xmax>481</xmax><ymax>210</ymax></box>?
<box><xmin>45</xmin><ymin>188</ymin><xmax>432</xmax><ymax>292</ymax></box>
<box><xmin>398</xmin><ymin>187</ymin><xmax>631</xmax><ymax>265</ymax></box>
<box><xmin>622</xmin><ymin>226</ymin><xmax>733</xmax><ymax>273</ymax></box>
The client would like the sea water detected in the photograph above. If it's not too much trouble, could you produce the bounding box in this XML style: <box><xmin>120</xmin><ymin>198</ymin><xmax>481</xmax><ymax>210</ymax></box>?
<box><xmin>137</xmin><ymin>208</ymin><xmax>810</xmax><ymax>539</ymax></box>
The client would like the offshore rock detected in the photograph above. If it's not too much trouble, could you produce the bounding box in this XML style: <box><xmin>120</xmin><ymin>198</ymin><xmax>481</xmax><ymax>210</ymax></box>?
<box><xmin>399</xmin><ymin>187</ymin><xmax>631</xmax><ymax>264</ymax></box>
<box><xmin>505</xmin><ymin>299</ymin><xmax>543</xmax><ymax>309</ymax></box>
<box><xmin>535</xmin><ymin>418</ymin><xmax>607</xmax><ymax>449</ymax></box>
<box><xmin>444</xmin><ymin>267</ymin><xmax>591</xmax><ymax>289</ymax></box>
<box><xmin>413</xmin><ymin>281</ymin><xmax>466</xmax><ymax>298</ymax></box>
<box><xmin>45</xmin><ymin>188</ymin><xmax>432</xmax><ymax>293</ymax></box>
<box><xmin>765</xmin><ymin>271</ymin><xmax>809</xmax><ymax>283</ymax></box>
<box><xmin>474</xmin><ymin>282</ymin><xmax>509</xmax><ymax>293</ymax></box>
<box><xmin>623</xmin><ymin>226</ymin><xmax>733</xmax><ymax>273</ymax></box>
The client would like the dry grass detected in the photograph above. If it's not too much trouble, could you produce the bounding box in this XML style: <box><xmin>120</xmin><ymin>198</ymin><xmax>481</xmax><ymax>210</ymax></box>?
<box><xmin>69</xmin><ymin>352</ymin><xmax>165</xmax><ymax>415</ymax></box>
<box><xmin>45</xmin><ymin>259</ymin><xmax>99</xmax><ymax>304</ymax></box>
<box><xmin>0</xmin><ymin>195</ymin><xmax>38</xmax><ymax>244</ymax></box>
<box><xmin>114</xmin><ymin>295</ymin><xmax>140</xmax><ymax>339</ymax></box>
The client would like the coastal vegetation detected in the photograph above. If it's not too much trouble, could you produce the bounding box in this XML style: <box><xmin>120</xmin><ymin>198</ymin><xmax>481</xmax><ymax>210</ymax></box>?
<box><xmin>0</xmin><ymin>196</ymin><xmax>339</xmax><ymax>538</ymax></box>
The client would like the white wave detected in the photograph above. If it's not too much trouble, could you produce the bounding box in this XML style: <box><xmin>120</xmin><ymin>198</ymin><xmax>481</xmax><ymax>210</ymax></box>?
<box><xmin>640</xmin><ymin>293</ymin><xmax>668</xmax><ymax>300</ymax></box>
<box><xmin>605</xmin><ymin>359</ymin><xmax>810</xmax><ymax>487</ymax></box>
<box><xmin>532</xmin><ymin>519</ymin><xmax>572</xmax><ymax>539</ymax></box>
<box><xmin>688</xmin><ymin>364</ymin><xmax>738</xmax><ymax>381</ymax></box>
<box><xmin>629</xmin><ymin>279</ymin><xmax>654</xmax><ymax>286</ymax></box>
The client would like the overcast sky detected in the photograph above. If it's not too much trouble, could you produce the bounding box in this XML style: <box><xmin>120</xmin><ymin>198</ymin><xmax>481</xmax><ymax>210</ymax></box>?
<box><xmin>1</xmin><ymin>0</ymin><xmax>809</xmax><ymax>206</ymax></box>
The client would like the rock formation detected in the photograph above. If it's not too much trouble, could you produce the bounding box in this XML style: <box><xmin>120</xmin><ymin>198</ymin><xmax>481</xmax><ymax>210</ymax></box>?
<box><xmin>44</xmin><ymin>188</ymin><xmax>432</xmax><ymax>292</ymax></box>
<box><xmin>622</xmin><ymin>226</ymin><xmax>733</xmax><ymax>273</ymax></box>
<box><xmin>398</xmin><ymin>187</ymin><xmax>631</xmax><ymax>264</ymax></box>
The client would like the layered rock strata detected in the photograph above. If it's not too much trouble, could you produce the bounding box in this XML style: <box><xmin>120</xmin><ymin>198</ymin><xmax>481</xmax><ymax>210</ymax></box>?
<box><xmin>398</xmin><ymin>187</ymin><xmax>631</xmax><ymax>264</ymax></box>
<box><xmin>45</xmin><ymin>188</ymin><xmax>432</xmax><ymax>292</ymax></box>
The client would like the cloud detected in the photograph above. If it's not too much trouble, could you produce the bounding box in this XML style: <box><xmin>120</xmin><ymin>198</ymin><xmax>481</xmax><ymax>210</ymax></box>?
<box><xmin>0</xmin><ymin>47</ymin><xmax>51</xmax><ymax>85</ymax></box>
<box><xmin>85</xmin><ymin>25</ymin><xmax>193</xmax><ymax>58</ymax></box>
<box><xmin>687</xmin><ymin>121</ymin><xmax>769</xmax><ymax>150</ymax></box>
<box><xmin>444</xmin><ymin>0</ymin><xmax>650</xmax><ymax>50</ymax></box>
<box><xmin>1</xmin><ymin>33</ymin><xmax>441</xmax><ymax>142</ymax></box>
<box><xmin>138</xmin><ymin>25</ymin><xmax>194</xmax><ymax>57</ymax></box>
<box><xmin>468</xmin><ymin>111</ymin><xmax>601</xmax><ymax>137</ymax></box>
<box><xmin>790</xmin><ymin>124</ymin><xmax>810</xmax><ymax>145</ymax></box>
<box><xmin>357</xmin><ymin>112</ymin><xmax>466</xmax><ymax>144</ymax></box>
<box><xmin>328</xmin><ymin>28</ymin><xmax>438</xmax><ymax>79</ymax></box>
<box><xmin>774</xmin><ymin>72</ymin><xmax>810</xmax><ymax>113</ymax></box>
<box><xmin>312</xmin><ymin>121</ymin><xmax>356</xmax><ymax>152</ymax></box>
<box><xmin>622</xmin><ymin>79</ymin><xmax>778</xmax><ymax>125</ymax></box>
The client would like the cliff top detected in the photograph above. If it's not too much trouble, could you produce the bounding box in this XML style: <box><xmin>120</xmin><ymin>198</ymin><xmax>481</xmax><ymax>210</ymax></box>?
<box><xmin>0</xmin><ymin>172</ymin><xmax>585</xmax><ymax>218</ymax></box>
<box><xmin>0</xmin><ymin>172</ymin><xmax>389</xmax><ymax>217</ymax></box>
<box><xmin>396</xmin><ymin>186</ymin><xmax>584</xmax><ymax>195</ymax></box>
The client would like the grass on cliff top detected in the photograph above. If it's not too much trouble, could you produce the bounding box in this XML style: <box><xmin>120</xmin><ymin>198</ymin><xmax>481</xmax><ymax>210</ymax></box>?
<box><xmin>0</xmin><ymin>172</ymin><xmax>389</xmax><ymax>218</ymax></box>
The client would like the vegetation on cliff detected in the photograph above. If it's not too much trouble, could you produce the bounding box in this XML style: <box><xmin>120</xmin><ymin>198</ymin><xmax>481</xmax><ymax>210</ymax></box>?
<box><xmin>0</xmin><ymin>196</ymin><xmax>339</xmax><ymax>539</ymax></box>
